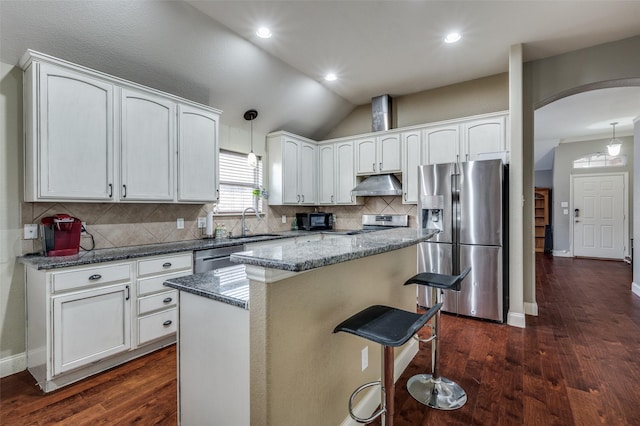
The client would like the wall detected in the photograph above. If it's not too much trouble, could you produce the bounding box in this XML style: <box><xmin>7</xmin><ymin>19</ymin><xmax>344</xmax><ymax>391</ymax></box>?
<box><xmin>0</xmin><ymin>62</ymin><xmax>25</xmax><ymax>375</ymax></box>
<box><xmin>552</xmin><ymin>137</ymin><xmax>634</xmax><ymax>254</ymax></box>
<box><xmin>323</xmin><ymin>73</ymin><xmax>509</xmax><ymax>139</ymax></box>
<box><xmin>535</xmin><ymin>170</ymin><xmax>553</xmax><ymax>188</ymax></box>
<box><xmin>634</xmin><ymin>116</ymin><xmax>640</xmax><ymax>293</ymax></box>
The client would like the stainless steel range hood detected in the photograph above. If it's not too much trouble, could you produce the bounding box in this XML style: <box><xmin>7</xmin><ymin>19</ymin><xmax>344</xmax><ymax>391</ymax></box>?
<box><xmin>351</xmin><ymin>174</ymin><xmax>403</xmax><ymax>197</ymax></box>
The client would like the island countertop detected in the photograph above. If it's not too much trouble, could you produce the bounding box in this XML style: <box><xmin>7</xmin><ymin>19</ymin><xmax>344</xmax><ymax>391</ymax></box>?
<box><xmin>164</xmin><ymin>267</ymin><xmax>250</xmax><ymax>310</ymax></box>
<box><xmin>230</xmin><ymin>228</ymin><xmax>437</xmax><ymax>272</ymax></box>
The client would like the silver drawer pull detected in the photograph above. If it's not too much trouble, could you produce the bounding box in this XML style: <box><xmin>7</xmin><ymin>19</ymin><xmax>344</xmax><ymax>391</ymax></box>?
<box><xmin>163</xmin><ymin>320</ymin><xmax>172</xmax><ymax>327</ymax></box>
<box><xmin>88</xmin><ymin>274</ymin><xmax>102</xmax><ymax>281</ymax></box>
<box><xmin>162</xmin><ymin>262</ymin><xmax>172</xmax><ymax>268</ymax></box>
<box><xmin>163</xmin><ymin>297</ymin><xmax>173</xmax><ymax>304</ymax></box>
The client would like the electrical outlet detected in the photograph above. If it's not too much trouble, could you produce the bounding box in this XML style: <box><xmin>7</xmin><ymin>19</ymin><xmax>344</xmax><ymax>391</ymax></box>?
<box><xmin>361</xmin><ymin>346</ymin><xmax>368</xmax><ymax>371</ymax></box>
<box><xmin>24</xmin><ymin>224</ymin><xmax>38</xmax><ymax>240</ymax></box>
<box><xmin>281</xmin><ymin>215</ymin><xmax>287</xmax><ymax>224</ymax></box>
<box><xmin>197</xmin><ymin>217</ymin><xmax>206</xmax><ymax>228</ymax></box>
<box><xmin>177</xmin><ymin>218</ymin><xmax>184</xmax><ymax>229</ymax></box>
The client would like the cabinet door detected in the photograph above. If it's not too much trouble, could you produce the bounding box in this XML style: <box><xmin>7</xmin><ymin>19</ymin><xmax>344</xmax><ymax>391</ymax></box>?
<box><xmin>401</xmin><ymin>130</ymin><xmax>421</xmax><ymax>204</ymax></box>
<box><xmin>355</xmin><ymin>138</ymin><xmax>376</xmax><ymax>174</ymax></box>
<box><xmin>377</xmin><ymin>134</ymin><xmax>401</xmax><ymax>172</ymax></box>
<box><xmin>121</xmin><ymin>88</ymin><xmax>175</xmax><ymax>201</ymax></box>
<box><xmin>461</xmin><ymin>116</ymin><xmax>506</xmax><ymax>161</ymax></box>
<box><xmin>52</xmin><ymin>283</ymin><xmax>131</xmax><ymax>375</ymax></box>
<box><xmin>335</xmin><ymin>141</ymin><xmax>356</xmax><ymax>204</ymax></box>
<box><xmin>37</xmin><ymin>63</ymin><xmax>114</xmax><ymax>200</ymax></box>
<box><xmin>282</xmin><ymin>138</ymin><xmax>300</xmax><ymax>204</ymax></box>
<box><xmin>298</xmin><ymin>142</ymin><xmax>317</xmax><ymax>204</ymax></box>
<box><xmin>318</xmin><ymin>144</ymin><xmax>335</xmax><ymax>204</ymax></box>
<box><xmin>177</xmin><ymin>105</ymin><xmax>219</xmax><ymax>202</ymax></box>
<box><xmin>424</xmin><ymin>125</ymin><xmax>459</xmax><ymax>165</ymax></box>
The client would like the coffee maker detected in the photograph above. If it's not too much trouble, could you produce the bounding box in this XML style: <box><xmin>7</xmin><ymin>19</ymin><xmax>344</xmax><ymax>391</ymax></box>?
<box><xmin>40</xmin><ymin>214</ymin><xmax>82</xmax><ymax>256</ymax></box>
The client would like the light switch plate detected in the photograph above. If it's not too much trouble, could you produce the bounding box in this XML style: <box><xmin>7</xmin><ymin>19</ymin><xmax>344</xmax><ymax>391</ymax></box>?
<box><xmin>281</xmin><ymin>215</ymin><xmax>287</xmax><ymax>224</ymax></box>
<box><xmin>563</xmin><ymin>209</ymin><xmax>569</xmax><ymax>215</ymax></box>
<box><xmin>561</xmin><ymin>201</ymin><xmax>568</xmax><ymax>207</ymax></box>
<box><xmin>177</xmin><ymin>218</ymin><xmax>185</xmax><ymax>229</ymax></box>
<box><xmin>24</xmin><ymin>224</ymin><xmax>38</xmax><ymax>239</ymax></box>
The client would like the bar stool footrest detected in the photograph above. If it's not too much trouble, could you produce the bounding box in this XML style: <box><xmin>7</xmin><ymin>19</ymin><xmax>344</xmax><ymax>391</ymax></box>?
<box><xmin>406</xmin><ymin>374</ymin><xmax>467</xmax><ymax>410</ymax></box>
<box><xmin>348</xmin><ymin>380</ymin><xmax>385</xmax><ymax>423</ymax></box>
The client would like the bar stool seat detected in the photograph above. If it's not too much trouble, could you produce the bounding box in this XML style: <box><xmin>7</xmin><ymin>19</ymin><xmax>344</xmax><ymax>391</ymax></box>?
<box><xmin>334</xmin><ymin>303</ymin><xmax>442</xmax><ymax>425</ymax></box>
<box><xmin>403</xmin><ymin>266</ymin><xmax>471</xmax><ymax>411</ymax></box>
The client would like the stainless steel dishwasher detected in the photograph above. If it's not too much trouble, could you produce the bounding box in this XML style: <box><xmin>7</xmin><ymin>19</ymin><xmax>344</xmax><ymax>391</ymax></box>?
<box><xmin>193</xmin><ymin>245</ymin><xmax>245</xmax><ymax>274</ymax></box>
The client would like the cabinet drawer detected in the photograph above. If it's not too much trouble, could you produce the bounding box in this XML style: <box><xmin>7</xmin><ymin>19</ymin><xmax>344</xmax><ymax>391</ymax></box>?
<box><xmin>138</xmin><ymin>270</ymin><xmax>191</xmax><ymax>296</ymax></box>
<box><xmin>137</xmin><ymin>253</ymin><xmax>192</xmax><ymax>277</ymax></box>
<box><xmin>138</xmin><ymin>309</ymin><xmax>177</xmax><ymax>346</ymax></box>
<box><xmin>52</xmin><ymin>263</ymin><xmax>131</xmax><ymax>293</ymax></box>
<box><xmin>138</xmin><ymin>290</ymin><xmax>177</xmax><ymax>315</ymax></box>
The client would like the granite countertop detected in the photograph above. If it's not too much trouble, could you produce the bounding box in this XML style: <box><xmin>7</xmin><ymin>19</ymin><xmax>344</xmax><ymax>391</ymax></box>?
<box><xmin>164</xmin><ymin>265</ymin><xmax>250</xmax><ymax>310</ymax></box>
<box><xmin>231</xmin><ymin>228</ymin><xmax>437</xmax><ymax>272</ymax></box>
<box><xmin>17</xmin><ymin>231</ymin><xmax>310</xmax><ymax>270</ymax></box>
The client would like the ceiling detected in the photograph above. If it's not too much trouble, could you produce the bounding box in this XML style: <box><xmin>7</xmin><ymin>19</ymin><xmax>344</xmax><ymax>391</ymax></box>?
<box><xmin>1</xmin><ymin>1</ymin><xmax>639</xmax><ymax>165</ymax></box>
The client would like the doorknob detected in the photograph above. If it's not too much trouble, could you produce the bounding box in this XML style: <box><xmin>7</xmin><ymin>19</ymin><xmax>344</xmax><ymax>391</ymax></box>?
<box><xmin>574</xmin><ymin>208</ymin><xmax>580</xmax><ymax>218</ymax></box>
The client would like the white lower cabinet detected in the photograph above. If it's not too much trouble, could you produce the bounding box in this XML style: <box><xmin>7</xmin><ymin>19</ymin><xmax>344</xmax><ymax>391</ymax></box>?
<box><xmin>26</xmin><ymin>251</ymin><xmax>192</xmax><ymax>392</ymax></box>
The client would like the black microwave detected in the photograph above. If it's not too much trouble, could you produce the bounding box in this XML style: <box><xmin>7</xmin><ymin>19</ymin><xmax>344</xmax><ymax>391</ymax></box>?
<box><xmin>296</xmin><ymin>213</ymin><xmax>334</xmax><ymax>230</ymax></box>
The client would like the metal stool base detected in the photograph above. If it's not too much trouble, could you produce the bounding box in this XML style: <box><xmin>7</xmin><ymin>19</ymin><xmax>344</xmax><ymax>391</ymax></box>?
<box><xmin>406</xmin><ymin>374</ymin><xmax>467</xmax><ymax>410</ymax></box>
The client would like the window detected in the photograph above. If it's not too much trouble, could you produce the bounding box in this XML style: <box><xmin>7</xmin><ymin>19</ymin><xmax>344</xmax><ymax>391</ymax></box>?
<box><xmin>217</xmin><ymin>150</ymin><xmax>263</xmax><ymax>214</ymax></box>
<box><xmin>573</xmin><ymin>153</ymin><xmax>627</xmax><ymax>169</ymax></box>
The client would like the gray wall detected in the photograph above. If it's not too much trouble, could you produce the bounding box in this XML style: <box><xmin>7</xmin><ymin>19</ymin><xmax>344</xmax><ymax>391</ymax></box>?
<box><xmin>534</xmin><ymin>170</ymin><xmax>553</xmax><ymax>189</ymax></box>
<box><xmin>552</xmin><ymin>137</ymin><xmax>634</xmax><ymax>254</ymax></box>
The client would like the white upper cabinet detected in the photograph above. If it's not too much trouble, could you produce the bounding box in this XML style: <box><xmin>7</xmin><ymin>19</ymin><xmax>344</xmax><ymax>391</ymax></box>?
<box><xmin>335</xmin><ymin>141</ymin><xmax>359</xmax><ymax>204</ymax></box>
<box><xmin>423</xmin><ymin>124</ymin><xmax>460</xmax><ymax>165</ymax></box>
<box><xmin>401</xmin><ymin>130</ymin><xmax>422</xmax><ymax>204</ymax></box>
<box><xmin>120</xmin><ymin>88</ymin><xmax>175</xmax><ymax>201</ymax></box>
<box><xmin>177</xmin><ymin>105</ymin><xmax>219</xmax><ymax>202</ymax></box>
<box><xmin>24</xmin><ymin>62</ymin><xmax>115</xmax><ymax>201</ymax></box>
<box><xmin>268</xmin><ymin>132</ymin><xmax>317</xmax><ymax>205</ymax></box>
<box><xmin>21</xmin><ymin>50</ymin><xmax>221</xmax><ymax>203</ymax></box>
<box><xmin>461</xmin><ymin>115</ymin><xmax>507</xmax><ymax>161</ymax></box>
<box><xmin>355</xmin><ymin>133</ymin><xmax>401</xmax><ymax>175</ymax></box>
<box><xmin>318</xmin><ymin>144</ymin><xmax>335</xmax><ymax>205</ymax></box>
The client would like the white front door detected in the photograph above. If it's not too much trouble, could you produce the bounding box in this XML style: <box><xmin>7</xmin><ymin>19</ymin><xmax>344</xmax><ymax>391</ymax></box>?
<box><xmin>572</xmin><ymin>174</ymin><xmax>625</xmax><ymax>259</ymax></box>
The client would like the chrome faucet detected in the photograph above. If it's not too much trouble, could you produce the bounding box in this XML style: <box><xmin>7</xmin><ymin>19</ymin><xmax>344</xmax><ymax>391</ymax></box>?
<box><xmin>241</xmin><ymin>207</ymin><xmax>258</xmax><ymax>237</ymax></box>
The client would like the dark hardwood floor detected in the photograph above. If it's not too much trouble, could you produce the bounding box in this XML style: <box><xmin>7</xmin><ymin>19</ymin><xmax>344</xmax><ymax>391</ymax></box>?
<box><xmin>1</xmin><ymin>254</ymin><xmax>638</xmax><ymax>425</ymax></box>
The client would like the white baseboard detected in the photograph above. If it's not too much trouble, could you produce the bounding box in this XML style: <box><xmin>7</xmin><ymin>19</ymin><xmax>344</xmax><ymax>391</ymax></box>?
<box><xmin>340</xmin><ymin>339</ymin><xmax>419</xmax><ymax>426</ymax></box>
<box><xmin>507</xmin><ymin>311</ymin><xmax>526</xmax><ymax>328</ymax></box>
<box><xmin>552</xmin><ymin>250</ymin><xmax>572</xmax><ymax>257</ymax></box>
<box><xmin>524</xmin><ymin>302</ymin><xmax>539</xmax><ymax>316</ymax></box>
<box><xmin>1</xmin><ymin>352</ymin><xmax>26</xmax><ymax>378</ymax></box>
<box><xmin>632</xmin><ymin>282</ymin><xmax>640</xmax><ymax>297</ymax></box>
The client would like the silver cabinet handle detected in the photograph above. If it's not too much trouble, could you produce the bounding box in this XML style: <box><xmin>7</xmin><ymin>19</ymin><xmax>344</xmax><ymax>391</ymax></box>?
<box><xmin>163</xmin><ymin>320</ymin><xmax>172</xmax><ymax>326</ymax></box>
<box><xmin>162</xmin><ymin>262</ymin><xmax>172</xmax><ymax>268</ymax></box>
<box><xmin>163</xmin><ymin>297</ymin><xmax>173</xmax><ymax>304</ymax></box>
<box><xmin>404</xmin><ymin>192</ymin><xmax>407</xmax><ymax>201</ymax></box>
<box><xmin>297</xmin><ymin>194</ymin><xmax>300</xmax><ymax>203</ymax></box>
<box><xmin>122</xmin><ymin>184</ymin><xmax>127</xmax><ymax>198</ymax></box>
<box><xmin>372</xmin><ymin>162</ymin><xmax>376</xmax><ymax>172</ymax></box>
<box><xmin>125</xmin><ymin>285</ymin><xmax>130</xmax><ymax>301</ymax></box>
<box><xmin>379</xmin><ymin>162</ymin><xmax>382</xmax><ymax>171</ymax></box>
<box><xmin>88</xmin><ymin>274</ymin><xmax>102</xmax><ymax>281</ymax></box>
<box><xmin>301</xmin><ymin>194</ymin><xmax>305</xmax><ymax>203</ymax></box>
<box><xmin>216</xmin><ymin>188</ymin><xmax>220</xmax><ymax>200</ymax></box>
<box><xmin>465</xmin><ymin>154</ymin><xmax>469</xmax><ymax>161</ymax></box>
<box><xmin>108</xmin><ymin>184</ymin><xmax>113</xmax><ymax>198</ymax></box>
<box><xmin>456</xmin><ymin>154</ymin><xmax>460</xmax><ymax>163</ymax></box>
<box><xmin>331</xmin><ymin>195</ymin><xmax>334</xmax><ymax>203</ymax></box>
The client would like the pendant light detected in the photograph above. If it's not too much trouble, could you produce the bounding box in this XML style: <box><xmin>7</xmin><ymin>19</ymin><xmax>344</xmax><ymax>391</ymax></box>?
<box><xmin>607</xmin><ymin>122</ymin><xmax>622</xmax><ymax>157</ymax></box>
<box><xmin>244</xmin><ymin>109</ymin><xmax>258</xmax><ymax>168</ymax></box>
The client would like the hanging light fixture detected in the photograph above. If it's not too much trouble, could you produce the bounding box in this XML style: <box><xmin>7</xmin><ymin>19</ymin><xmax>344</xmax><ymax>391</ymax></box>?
<box><xmin>607</xmin><ymin>122</ymin><xmax>622</xmax><ymax>157</ymax></box>
<box><xmin>244</xmin><ymin>109</ymin><xmax>258</xmax><ymax>168</ymax></box>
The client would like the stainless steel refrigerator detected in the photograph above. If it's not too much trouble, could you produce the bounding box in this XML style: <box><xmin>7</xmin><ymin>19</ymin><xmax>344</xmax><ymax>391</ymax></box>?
<box><xmin>417</xmin><ymin>159</ymin><xmax>508</xmax><ymax>322</ymax></box>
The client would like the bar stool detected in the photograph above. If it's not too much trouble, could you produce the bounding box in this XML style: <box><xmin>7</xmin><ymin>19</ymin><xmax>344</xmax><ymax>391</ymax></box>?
<box><xmin>334</xmin><ymin>303</ymin><xmax>442</xmax><ymax>425</ymax></box>
<box><xmin>403</xmin><ymin>266</ymin><xmax>471</xmax><ymax>410</ymax></box>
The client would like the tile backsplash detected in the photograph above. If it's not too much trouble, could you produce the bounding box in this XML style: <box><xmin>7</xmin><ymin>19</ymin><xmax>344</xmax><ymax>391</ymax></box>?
<box><xmin>21</xmin><ymin>198</ymin><xmax>417</xmax><ymax>254</ymax></box>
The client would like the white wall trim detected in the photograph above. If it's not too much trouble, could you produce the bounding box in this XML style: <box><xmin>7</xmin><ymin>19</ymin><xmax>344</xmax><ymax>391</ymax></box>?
<box><xmin>524</xmin><ymin>302</ymin><xmax>539</xmax><ymax>316</ymax></box>
<box><xmin>553</xmin><ymin>250</ymin><xmax>572</xmax><ymax>257</ymax></box>
<box><xmin>340</xmin><ymin>338</ymin><xmax>419</xmax><ymax>426</ymax></box>
<box><xmin>632</xmin><ymin>281</ymin><xmax>640</xmax><ymax>297</ymax></box>
<box><xmin>0</xmin><ymin>352</ymin><xmax>26</xmax><ymax>378</ymax></box>
<box><xmin>507</xmin><ymin>311</ymin><xmax>526</xmax><ymax>328</ymax></box>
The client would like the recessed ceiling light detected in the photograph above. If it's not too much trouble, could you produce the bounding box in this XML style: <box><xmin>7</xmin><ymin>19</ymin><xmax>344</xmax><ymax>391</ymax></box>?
<box><xmin>256</xmin><ymin>27</ymin><xmax>272</xmax><ymax>39</ymax></box>
<box><xmin>444</xmin><ymin>32</ymin><xmax>461</xmax><ymax>44</ymax></box>
<box><xmin>325</xmin><ymin>73</ymin><xmax>337</xmax><ymax>82</ymax></box>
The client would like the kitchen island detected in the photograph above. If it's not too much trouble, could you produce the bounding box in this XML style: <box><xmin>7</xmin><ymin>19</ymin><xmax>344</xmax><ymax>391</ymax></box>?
<box><xmin>165</xmin><ymin>228</ymin><xmax>436</xmax><ymax>425</ymax></box>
